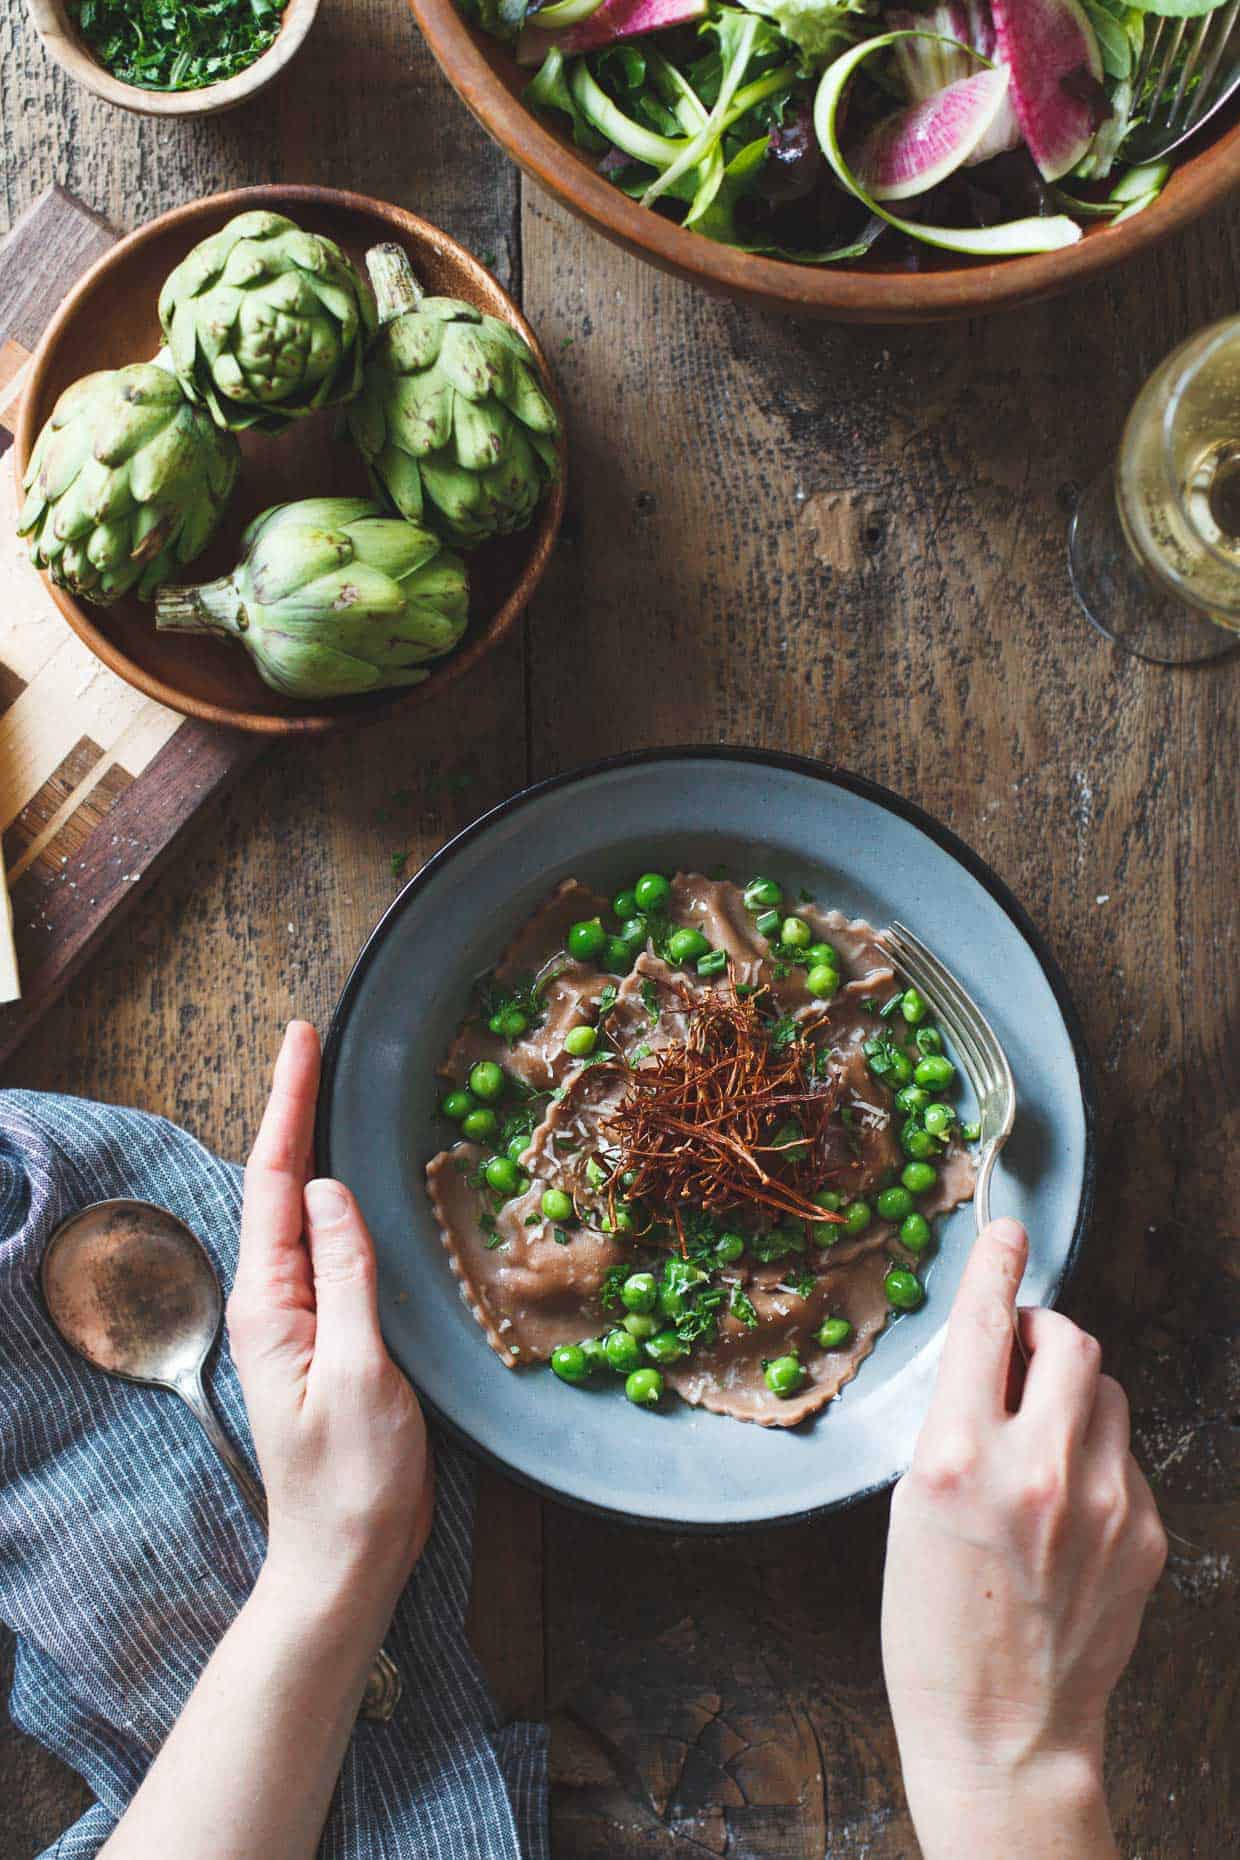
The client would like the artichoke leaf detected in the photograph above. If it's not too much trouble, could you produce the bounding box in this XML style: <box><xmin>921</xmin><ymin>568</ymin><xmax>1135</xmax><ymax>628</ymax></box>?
<box><xmin>251</xmin><ymin>632</ymin><xmax>389</xmax><ymax>698</ymax></box>
<box><xmin>348</xmin><ymin>515</ymin><xmax>444</xmax><ymax>580</ymax></box>
<box><xmin>418</xmin><ymin>298</ymin><xmax>482</xmax><ymax>326</ymax></box>
<box><xmin>34</xmin><ymin>415</ymin><xmax>99</xmax><ymax>503</ymax></box>
<box><xmin>127</xmin><ymin>413</ymin><xmax>201</xmax><ymax>505</ymax></box>
<box><xmin>347</xmin><ymin>376</ymin><xmax>389</xmax><ymax>458</ymax></box>
<box><xmin>452</xmin><ymin>395</ymin><xmax>511</xmax><ymax>473</ymax></box>
<box><xmin>439</xmin><ymin>323</ymin><xmax>502</xmax><ymax>401</ymax></box>
<box><xmin>389</xmin><ymin>370</ymin><xmax>453</xmax><ymax>455</ymax></box>
<box><xmin>495</xmin><ymin>362</ymin><xmax>559</xmax><ymax>436</ymax></box>
<box><xmin>382</xmin><ymin>315</ymin><xmax>444</xmax><ymax>373</ymax></box>
<box><xmin>246</xmin><ymin>526</ymin><xmax>355</xmax><ymax>607</ymax></box>
<box><xmin>370</xmin><ymin>444</ymin><xmax>426</xmax><ymax>523</ymax></box>
<box><xmin>277</xmin><ymin>561</ymin><xmax>411</xmax><ymax>622</ymax></box>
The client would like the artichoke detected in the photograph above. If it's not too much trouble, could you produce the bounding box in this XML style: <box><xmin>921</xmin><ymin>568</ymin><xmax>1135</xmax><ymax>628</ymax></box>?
<box><xmin>158</xmin><ymin>211</ymin><xmax>376</xmax><ymax>432</ymax></box>
<box><xmin>154</xmin><ymin>497</ymin><xmax>469</xmax><ymax>699</ymax></box>
<box><xmin>17</xmin><ymin>362</ymin><xmax>239</xmax><ymax>606</ymax></box>
<box><xmin>347</xmin><ymin>243</ymin><xmax>559</xmax><ymax>547</ymax></box>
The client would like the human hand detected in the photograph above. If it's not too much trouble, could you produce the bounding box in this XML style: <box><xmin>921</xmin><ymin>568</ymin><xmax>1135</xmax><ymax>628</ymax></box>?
<box><xmin>227</xmin><ymin>1021</ymin><xmax>432</xmax><ymax>1629</ymax></box>
<box><xmin>882</xmin><ymin>1218</ymin><xmax>1166</xmax><ymax>1860</ymax></box>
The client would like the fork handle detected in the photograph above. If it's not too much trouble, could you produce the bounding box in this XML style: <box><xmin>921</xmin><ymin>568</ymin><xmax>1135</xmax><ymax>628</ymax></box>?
<box><xmin>974</xmin><ymin>1142</ymin><xmax>999</xmax><ymax>1233</ymax></box>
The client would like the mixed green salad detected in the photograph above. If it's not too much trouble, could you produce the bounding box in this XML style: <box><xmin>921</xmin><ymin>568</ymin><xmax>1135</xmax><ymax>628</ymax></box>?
<box><xmin>458</xmin><ymin>0</ymin><xmax>1227</xmax><ymax>264</ymax></box>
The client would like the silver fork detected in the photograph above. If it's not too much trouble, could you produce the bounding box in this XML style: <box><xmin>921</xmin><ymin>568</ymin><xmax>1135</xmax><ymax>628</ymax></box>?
<box><xmin>1127</xmin><ymin>0</ymin><xmax>1240</xmax><ymax>162</ymax></box>
<box><xmin>881</xmin><ymin>922</ymin><xmax>1015</xmax><ymax>1235</ymax></box>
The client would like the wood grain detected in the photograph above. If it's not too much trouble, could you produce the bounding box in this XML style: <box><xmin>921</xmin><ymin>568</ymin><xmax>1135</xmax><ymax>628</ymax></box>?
<box><xmin>1</xmin><ymin>2</ymin><xmax>1238</xmax><ymax>1856</ymax></box>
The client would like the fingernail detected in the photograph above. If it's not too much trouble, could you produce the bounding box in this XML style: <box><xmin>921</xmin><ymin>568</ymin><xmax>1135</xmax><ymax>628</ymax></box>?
<box><xmin>989</xmin><ymin>1217</ymin><xmax>1026</xmax><ymax>1252</ymax></box>
<box><xmin>305</xmin><ymin>1179</ymin><xmax>349</xmax><ymax>1226</ymax></box>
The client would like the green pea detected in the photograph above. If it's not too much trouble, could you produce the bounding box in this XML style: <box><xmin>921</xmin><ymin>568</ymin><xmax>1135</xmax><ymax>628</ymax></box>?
<box><xmin>507</xmin><ymin>1134</ymin><xmax>529</xmax><ymax>1166</ymax></box>
<box><xmin>697</xmin><ymin>949</ymin><xmax>728</xmax><ymax>977</ymax></box>
<box><xmin>461</xmin><ymin>1108</ymin><xmax>498</xmax><ymax>1142</ymax></box>
<box><xmin>667</xmin><ymin>927</ymin><xmax>710</xmax><ymax>965</ymax></box>
<box><xmin>843</xmin><ymin>1199</ymin><xmax>872</xmax><ymax>1237</ymax></box>
<box><xmin>900</xmin><ymin>1212</ymin><xmax>932</xmax><ymax>1253</ymax></box>
<box><xmin>633</xmin><ymin>873</ymin><xmax>670</xmax><ymax>913</ymax></box>
<box><xmin>613</xmin><ymin>888</ymin><xmax>638</xmax><ymax>921</ymax></box>
<box><xmin>541</xmin><ymin>1188</ymin><xmax>574</xmax><ymax>1224</ymax></box>
<box><xmin>585</xmin><ymin>1155</ymin><xmax>608</xmax><ymax>1189</ymax></box>
<box><xmin>816</xmin><ymin>1317</ymin><xmax>853</xmax><ymax>1350</ymax></box>
<box><xmin>755</xmin><ymin>908</ymin><xmax>782</xmax><ymax>939</ymax></box>
<box><xmin>617</xmin><ymin>916</ymin><xmax>648</xmax><ymax>950</ymax></box>
<box><xmin>715</xmin><ymin>1232</ymin><xmax>745</xmax><ymax>1264</ymax></box>
<box><xmin>744</xmin><ymin>877</ymin><xmax>783</xmax><ymax>910</ymax></box>
<box><xmin>551</xmin><ymin>1344</ymin><xmax>590</xmax><ymax>1385</ymax></box>
<box><xmin>923</xmin><ymin>1102</ymin><xmax>955</xmax><ymax>1138</ymax></box>
<box><xmin>900</xmin><ymin>987</ymin><xmax>927</xmax><ymax>1025</ymax></box>
<box><xmin>806</xmin><ymin>963</ymin><xmax>840</xmax><ymax>1000</ymax></box>
<box><xmin>658</xmin><ymin>1283</ymin><xmax>687</xmax><ymax>1319</ymax></box>
<box><xmin>961</xmin><ymin>1120</ymin><xmax>982</xmax><ymax>1144</ymax></box>
<box><xmin>914</xmin><ymin>1054</ymin><xmax>955</xmax><ymax>1089</ymax></box>
<box><xmin>566</xmin><ymin>916</ymin><xmax>608</xmax><ymax>961</ymax></box>
<box><xmin>901</xmin><ymin>1160</ymin><xmax>938</xmax><ymax>1195</ymax></box>
<box><xmin>488</xmin><ymin>1007</ymin><xmax>528</xmax><ymax>1039</ymax></box>
<box><xmin>644</xmin><ymin>1329</ymin><xmax>689</xmax><ymax>1365</ymax></box>
<box><xmin>806</xmin><ymin>942</ymin><xmax>838</xmax><ymax>968</ymax></box>
<box><xmin>468</xmin><ymin>1061</ymin><xmax>505</xmax><ymax>1103</ymax></box>
<box><xmin>441</xmin><ymin>1089</ymin><xmax>475</xmax><ymax>1121</ymax></box>
<box><xmin>603</xmin><ymin>1328</ymin><xmax>642</xmax><ymax>1374</ymax></box>
<box><xmin>564</xmin><ymin>1024</ymin><xmax>598</xmax><ymax>1059</ymax></box>
<box><xmin>887</xmin><ymin>1049</ymin><xmax>915</xmax><ymax>1086</ymax></box>
<box><xmin>602</xmin><ymin>1206</ymin><xmax>634</xmax><ymax>1234</ymax></box>
<box><xmin>625</xmin><ymin>1367</ymin><xmax>664</xmax><ymax>1407</ymax></box>
<box><xmin>915</xmin><ymin>1025</ymin><xmax>943</xmax><ymax>1056</ymax></box>
<box><xmin>814</xmin><ymin>1188</ymin><xmax>843</xmax><ymax>1211</ymax></box>
<box><xmin>603</xmin><ymin>937</ymin><xmax>634</xmax><ymax>973</ymax></box>
<box><xmin>901</xmin><ymin>1122</ymin><xmax>937</xmax><ymax>1161</ymax></box>
<box><xmin>484</xmin><ymin>1155</ymin><xmax>522</xmax><ymax>1197</ymax></box>
<box><xmin>781</xmin><ymin>915</ymin><xmax>812</xmax><ymax>949</ymax></box>
<box><xmin>620</xmin><ymin>1272</ymin><xmax>657</xmax><ymax>1314</ymax></box>
<box><xmin>623</xmin><ymin>1311</ymin><xmax>658</xmax><ymax>1340</ymax></box>
<box><xmin>877</xmin><ymin>1185</ymin><xmax>915</xmax><ymax>1222</ymax></box>
<box><xmin>579</xmin><ymin>1337</ymin><xmax>608</xmax><ymax>1374</ymax></box>
<box><xmin>885</xmin><ymin>1267</ymin><xmax>924</xmax><ymax>1311</ymax></box>
<box><xmin>764</xmin><ymin>1354</ymin><xmax>805</xmax><ymax>1397</ymax></box>
<box><xmin>894</xmin><ymin>1085</ymin><xmax>931</xmax><ymax>1116</ymax></box>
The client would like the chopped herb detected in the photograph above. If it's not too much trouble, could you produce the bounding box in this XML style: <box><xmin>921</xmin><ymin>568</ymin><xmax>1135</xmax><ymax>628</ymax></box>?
<box><xmin>600</xmin><ymin>1264</ymin><xmax>630</xmax><ymax>1308</ymax></box>
<box><xmin>390</xmin><ymin>851</ymin><xmax>408</xmax><ymax>879</ymax></box>
<box><xmin>596</xmin><ymin>982</ymin><xmax>619</xmax><ymax>1020</ymax></box>
<box><xmin>730</xmin><ymin>1286</ymin><xmax>759</xmax><ymax>1328</ymax></box>
<box><xmin>791</xmin><ymin>1269</ymin><xmax>815</xmax><ymax>1299</ymax></box>
<box><xmin>641</xmin><ymin>978</ymin><xmax>662</xmax><ymax>1025</ymax></box>
<box><xmin>879</xmin><ymin>992</ymin><xmax>904</xmax><ymax>1021</ymax></box>
<box><xmin>553</xmin><ymin>1228</ymin><xmax>571</xmax><ymax>1246</ymax></box>
<box><xmin>766</xmin><ymin>1013</ymin><xmax>798</xmax><ymax>1052</ymax></box>
<box><xmin>477</xmin><ymin>974</ymin><xmax>546</xmax><ymax>1037</ymax></box>
<box><xmin>859</xmin><ymin>997</ymin><xmax>879</xmax><ymax>1015</ymax></box>
<box><xmin>631</xmin><ymin>1042</ymin><xmax>652</xmax><ymax>1062</ymax></box>
<box><xmin>750</xmin><ymin>1227</ymin><xmax>807</xmax><ymax>1263</ymax></box>
<box><xmin>524</xmin><ymin>1213</ymin><xmax>541</xmax><ymax>1227</ymax></box>
<box><xmin>70</xmin><ymin>0</ymin><xmax>283</xmax><ymax>91</ymax></box>
<box><xmin>798</xmin><ymin>888</ymin><xmax>815</xmax><ymax>904</ymax></box>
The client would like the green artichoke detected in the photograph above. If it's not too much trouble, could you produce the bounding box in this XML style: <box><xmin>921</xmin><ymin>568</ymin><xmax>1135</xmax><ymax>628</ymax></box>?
<box><xmin>17</xmin><ymin>362</ymin><xmax>239</xmax><ymax>606</ymax></box>
<box><xmin>158</xmin><ymin>211</ymin><xmax>376</xmax><ymax>432</ymax></box>
<box><xmin>347</xmin><ymin>243</ymin><xmax>559</xmax><ymax>548</ymax></box>
<box><xmin>154</xmin><ymin>497</ymin><xmax>469</xmax><ymax>699</ymax></box>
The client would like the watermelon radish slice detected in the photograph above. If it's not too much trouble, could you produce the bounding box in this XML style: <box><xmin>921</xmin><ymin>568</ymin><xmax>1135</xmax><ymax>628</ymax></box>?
<box><xmin>991</xmin><ymin>0</ymin><xmax>1105</xmax><ymax>182</ymax></box>
<box><xmin>814</xmin><ymin>32</ymin><xmax>1083</xmax><ymax>257</ymax></box>
<box><xmin>885</xmin><ymin>6</ymin><xmax>1021</xmax><ymax>167</ymax></box>
<box><xmin>516</xmin><ymin>0</ymin><xmax>707</xmax><ymax>65</ymax></box>
<box><xmin>853</xmin><ymin>66</ymin><xmax>1011</xmax><ymax>202</ymax></box>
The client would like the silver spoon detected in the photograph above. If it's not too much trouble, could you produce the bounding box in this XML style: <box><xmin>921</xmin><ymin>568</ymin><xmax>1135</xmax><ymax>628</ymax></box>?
<box><xmin>41</xmin><ymin>1197</ymin><xmax>402</xmax><ymax>1723</ymax></box>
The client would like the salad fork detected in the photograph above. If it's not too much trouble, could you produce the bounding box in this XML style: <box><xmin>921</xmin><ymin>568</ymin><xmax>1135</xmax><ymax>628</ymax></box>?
<box><xmin>881</xmin><ymin>922</ymin><xmax>1015</xmax><ymax>1235</ymax></box>
<box><xmin>1128</xmin><ymin>0</ymin><xmax>1240</xmax><ymax>161</ymax></box>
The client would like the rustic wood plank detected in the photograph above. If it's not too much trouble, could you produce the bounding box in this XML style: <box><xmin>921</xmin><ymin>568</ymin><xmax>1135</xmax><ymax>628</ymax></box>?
<box><xmin>520</xmin><ymin>183</ymin><xmax>1240</xmax><ymax>1858</ymax></box>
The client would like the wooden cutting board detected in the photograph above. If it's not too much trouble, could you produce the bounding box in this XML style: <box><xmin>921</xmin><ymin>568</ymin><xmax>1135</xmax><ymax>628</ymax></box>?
<box><xmin>0</xmin><ymin>187</ymin><xmax>261</xmax><ymax>1066</ymax></box>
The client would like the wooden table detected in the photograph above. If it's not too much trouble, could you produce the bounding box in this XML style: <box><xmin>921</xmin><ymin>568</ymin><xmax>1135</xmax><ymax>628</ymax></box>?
<box><xmin>2</xmin><ymin>3</ymin><xmax>1237</xmax><ymax>1854</ymax></box>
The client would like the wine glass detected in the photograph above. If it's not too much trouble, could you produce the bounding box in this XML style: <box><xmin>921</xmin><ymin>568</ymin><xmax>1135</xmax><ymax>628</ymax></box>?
<box><xmin>1069</xmin><ymin>314</ymin><xmax>1240</xmax><ymax>665</ymax></box>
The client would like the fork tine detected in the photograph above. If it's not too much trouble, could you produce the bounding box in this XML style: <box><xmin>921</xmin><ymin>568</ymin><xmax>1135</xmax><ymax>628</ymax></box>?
<box><xmin>1147</xmin><ymin>18</ymin><xmax>1189</xmax><ymax>118</ymax></box>
<box><xmin>1170</xmin><ymin>15</ymin><xmax>1213</xmax><ymax>125</ymax></box>
<box><xmin>884</xmin><ymin>926</ymin><xmax>1001</xmax><ymax>1089</ymax></box>
<box><xmin>1134</xmin><ymin>15</ymin><xmax>1166</xmax><ymax>100</ymax></box>
<box><xmin>1187</xmin><ymin>0</ymin><xmax>1240</xmax><ymax>125</ymax></box>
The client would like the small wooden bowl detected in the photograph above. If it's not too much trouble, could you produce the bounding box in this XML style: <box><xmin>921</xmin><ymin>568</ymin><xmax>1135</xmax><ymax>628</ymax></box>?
<box><xmin>409</xmin><ymin>0</ymin><xmax>1240</xmax><ymax>323</ymax></box>
<box><xmin>14</xmin><ymin>185</ymin><xmax>566</xmax><ymax>736</ymax></box>
<box><xmin>23</xmin><ymin>0</ymin><xmax>319</xmax><ymax>116</ymax></box>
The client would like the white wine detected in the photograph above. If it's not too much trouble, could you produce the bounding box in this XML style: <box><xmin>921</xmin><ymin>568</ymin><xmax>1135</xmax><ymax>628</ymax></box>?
<box><xmin>1115</xmin><ymin>318</ymin><xmax>1240</xmax><ymax>633</ymax></box>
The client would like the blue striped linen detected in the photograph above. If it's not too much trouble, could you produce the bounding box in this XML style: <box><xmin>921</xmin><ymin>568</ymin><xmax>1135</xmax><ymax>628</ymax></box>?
<box><xmin>0</xmin><ymin>1090</ymin><xmax>547</xmax><ymax>1859</ymax></box>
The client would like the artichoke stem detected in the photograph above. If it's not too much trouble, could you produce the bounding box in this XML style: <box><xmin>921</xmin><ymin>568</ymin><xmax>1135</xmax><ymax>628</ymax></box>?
<box><xmin>366</xmin><ymin>242</ymin><xmax>425</xmax><ymax>328</ymax></box>
<box><xmin>155</xmin><ymin>578</ymin><xmax>247</xmax><ymax>638</ymax></box>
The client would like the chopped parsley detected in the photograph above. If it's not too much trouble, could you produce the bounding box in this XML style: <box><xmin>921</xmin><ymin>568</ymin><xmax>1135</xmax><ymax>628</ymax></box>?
<box><xmin>596</xmin><ymin>982</ymin><xmax>619</xmax><ymax>1020</ymax></box>
<box><xmin>766</xmin><ymin>1013</ymin><xmax>798</xmax><ymax>1052</ymax></box>
<box><xmin>729</xmin><ymin>1286</ymin><xmax>758</xmax><ymax>1329</ymax></box>
<box><xmin>600</xmin><ymin>1264</ymin><xmax>630</xmax><ymax>1309</ymax></box>
<box><xmin>750</xmin><ymin>1227</ymin><xmax>807</xmax><ymax>1263</ymax></box>
<box><xmin>390</xmin><ymin>851</ymin><xmax>408</xmax><ymax>879</ymax></box>
<box><xmin>641</xmin><ymin>978</ymin><xmax>662</xmax><ymax>1025</ymax></box>
<box><xmin>70</xmin><ymin>0</ymin><xmax>284</xmax><ymax>91</ymax></box>
<box><xmin>791</xmin><ymin>1269</ymin><xmax>815</xmax><ymax>1299</ymax></box>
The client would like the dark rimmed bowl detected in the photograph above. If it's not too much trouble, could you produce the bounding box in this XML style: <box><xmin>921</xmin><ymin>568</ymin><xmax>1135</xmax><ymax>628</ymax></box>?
<box><xmin>14</xmin><ymin>184</ymin><xmax>566</xmax><ymax>735</ymax></box>
<box><xmin>408</xmin><ymin>0</ymin><xmax>1240</xmax><ymax>323</ymax></box>
<box><xmin>317</xmin><ymin>747</ymin><xmax>1096</xmax><ymax>1529</ymax></box>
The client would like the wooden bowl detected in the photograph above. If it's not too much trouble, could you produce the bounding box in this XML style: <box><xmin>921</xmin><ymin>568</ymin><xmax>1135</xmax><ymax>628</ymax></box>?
<box><xmin>14</xmin><ymin>185</ymin><xmax>566</xmax><ymax>736</ymax></box>
<box><xmin>408</xmin><ymin>0</ymin><xmax>1240</xmax><ymax>323</ymax></box>
<box><xmin>23</xmin><ymin>0</ymin><xmax>320</xmax><ymax>116</ymax></box>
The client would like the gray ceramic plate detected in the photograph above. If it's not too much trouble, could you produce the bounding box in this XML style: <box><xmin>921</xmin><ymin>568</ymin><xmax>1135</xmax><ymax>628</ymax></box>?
<box><xmin>318</xmin><ymin>749</ymin><xmax>1095</xmax><ymax>1530</ymax></box>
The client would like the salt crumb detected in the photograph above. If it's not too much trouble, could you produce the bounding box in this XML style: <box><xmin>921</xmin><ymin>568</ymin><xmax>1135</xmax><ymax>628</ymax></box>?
<box><xmin>1095</xmin><ymin>894</ymin><xmax>1110</xmax><ymax>904</ymax></box>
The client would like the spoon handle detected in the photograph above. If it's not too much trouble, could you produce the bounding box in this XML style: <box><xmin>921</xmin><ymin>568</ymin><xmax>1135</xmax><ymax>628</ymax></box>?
<box><xmin>174</xmin><ymin>1370</ymin><xmax>403</xmax><ymax>1724</ymax></box>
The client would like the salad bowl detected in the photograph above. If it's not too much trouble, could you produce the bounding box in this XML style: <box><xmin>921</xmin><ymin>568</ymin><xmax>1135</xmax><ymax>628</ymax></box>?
<box><xmin>317</xmin><ymin>748</ymin><xmax>1096</xmax><ymax>1529</ymax></box>
<box><xmin>408</xmin><ymin>0</ymin><xmax>1240</xmax><ymax>323</ymax></box>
